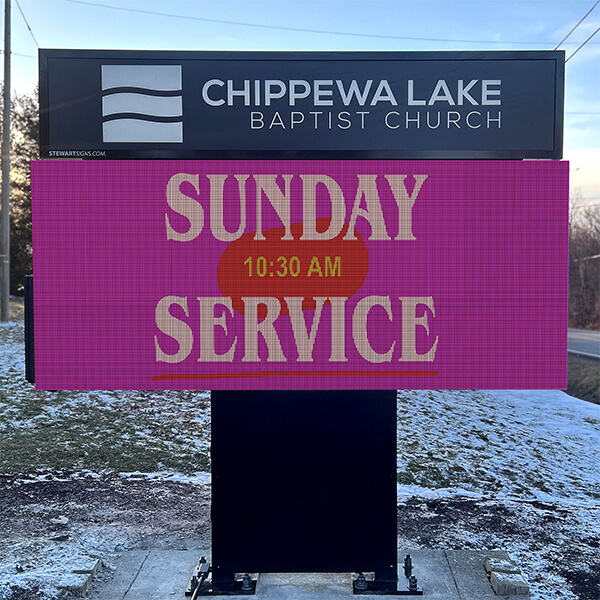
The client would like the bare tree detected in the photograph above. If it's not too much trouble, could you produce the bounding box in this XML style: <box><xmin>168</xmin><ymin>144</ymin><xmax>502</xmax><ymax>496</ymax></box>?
<box><xmin>569</xmin><ymin>199</ymin><xmax>600</xmax><ymax>329</ymax></box>
<box><xmin>0</xmin><ymin>87</ymin><xmax>38</xmax><ymax>295</ymax></box>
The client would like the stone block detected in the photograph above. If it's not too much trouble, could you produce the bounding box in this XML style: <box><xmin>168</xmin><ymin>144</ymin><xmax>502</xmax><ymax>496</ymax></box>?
<box><xmin>57</xmin><ymin>572</ymin><xmax>92</xmax><ymax>595</ymax></box>
<box><xmin>485</xmin><ymin>557</ymin><xmax>521</xmax><ymax>575</ymax></box>
<box><xmin>490</xmin><ymin>571</ymin><xmax>530</xmax><ymax>596</ymax></box>
<box><xmin>71</xmin><ymin>557</ymin><xmax>102</xmax><ymax>577</ymax></box>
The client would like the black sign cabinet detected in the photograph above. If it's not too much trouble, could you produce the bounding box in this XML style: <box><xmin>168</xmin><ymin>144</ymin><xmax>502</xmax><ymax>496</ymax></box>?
<box><xmin>33</xmin><ymin>48</ymin><xmax>565</xmax><ymax>597</ymax></box>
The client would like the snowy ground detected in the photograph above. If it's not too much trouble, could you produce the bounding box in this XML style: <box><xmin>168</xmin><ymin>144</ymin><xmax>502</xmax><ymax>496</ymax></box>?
<box><xmin>1</xmin><ymin>320</ymin><xmax>599</xmax><ymax>599</ymax></box>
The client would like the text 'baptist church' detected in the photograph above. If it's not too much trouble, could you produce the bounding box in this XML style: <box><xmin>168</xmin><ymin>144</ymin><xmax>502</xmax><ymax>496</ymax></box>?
<box><xmin>199</xmin><ymin>79</ymin><xmax>503</xmax><ymax>131</ymax></box>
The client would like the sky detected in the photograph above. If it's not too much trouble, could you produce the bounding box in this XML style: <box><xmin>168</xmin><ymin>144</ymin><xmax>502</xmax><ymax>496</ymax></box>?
<box><xmin>3</xmin><ymin>0</ymin><xmax>600</xmax><ymax>204</ymax></box>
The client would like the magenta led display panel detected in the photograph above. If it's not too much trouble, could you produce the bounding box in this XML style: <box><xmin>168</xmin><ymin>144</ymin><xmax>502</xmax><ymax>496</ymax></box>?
<box><xmin>32</xmin><ymin>160</ymin><xmax>568</xmax><ymax>390</ymax></box>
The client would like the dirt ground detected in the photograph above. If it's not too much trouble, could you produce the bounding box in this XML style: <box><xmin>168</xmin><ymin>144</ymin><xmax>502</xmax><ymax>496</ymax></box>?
<box><xmin>0</xmin><ymin>472</ymin><xmax>599</xmax><ymax>600</ymax></box>
<box><xmin>0</xmin><ymin>472</ymin><xmax>211</xmax><ymax>599</ymax></box>
<box><xmin>0</xmin><ymin>473</ymin><xmax>212</xmax><ymax>545</ymax></box>
<box><xmin>396</xmin><ymin>496</ymin><xmax>600</xmax><ymax>600</ymax></box>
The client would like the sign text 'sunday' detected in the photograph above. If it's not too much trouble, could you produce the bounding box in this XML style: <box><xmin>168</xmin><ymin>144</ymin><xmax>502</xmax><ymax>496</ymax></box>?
<box><xmin>156</xmin><ymin>172</ymin><xmax>437</xmax><ymax>365</ymax></box>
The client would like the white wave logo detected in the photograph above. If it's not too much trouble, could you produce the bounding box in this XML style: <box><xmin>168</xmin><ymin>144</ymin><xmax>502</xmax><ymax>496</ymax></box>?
<box><xmin>101</xmin><ymin>65</ymin><xmax>183</xmax><ymax>143</ymax></box>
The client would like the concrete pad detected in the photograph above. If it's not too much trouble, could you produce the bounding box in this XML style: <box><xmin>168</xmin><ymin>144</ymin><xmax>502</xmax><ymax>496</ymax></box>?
<box><xmin>88</xmin><ymin>550</ymin><xmax>149</xmax><ymax>600</ymax></box>
<box><xmin>124</xmin><ymin>550</ymin><xmax>202</xmax><ymax>599</ymax></box>
<box><xmin>88</xmin><ymin>548</ymin><xmax>528</xmax><ymax>599</ymax></box>
<box><xmin>445</xmin><ymin>550</ymin><xmax>514</xmax><ymax>599</ymax></box>
<box><xmin>256</xmin><ymin>573</ymin><xmax>352</xmax><ymax>599</ymax></box>
<box><xmin>399</xmin><ymin>550</ymin><xmax>460</xmax><ymax>599</ymax></box>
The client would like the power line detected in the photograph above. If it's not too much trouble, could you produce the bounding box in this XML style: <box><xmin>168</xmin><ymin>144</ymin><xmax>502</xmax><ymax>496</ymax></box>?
<box><xmin>554</xmin><ymin>0</ymin><xmax>599</xmax><ymax>50</ymax></box>
<box><xmin>60</xmin><ymin>0</ymin><xmax>600</xmax><ymax>45</ymax></box>
<box><xmin>15</xmin><ymin>0</ymin><xmax>38</xmax><ymax>48</ymax></box>
<box><xmin>566</xmin><ymin>25</ymin><xmax>600</xmax><ymax>62</ymax></box>
<box><xmin>0</xmin><ymin>50</ymin><xmax>35</xmax><ymax>58</ymax></box>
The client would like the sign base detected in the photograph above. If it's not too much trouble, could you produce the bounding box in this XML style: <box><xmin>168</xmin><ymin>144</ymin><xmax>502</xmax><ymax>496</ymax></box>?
<box><xmin>210</xmin><ymin>390</ymin><xmax>398</xmax><ymax>589</ymax></box>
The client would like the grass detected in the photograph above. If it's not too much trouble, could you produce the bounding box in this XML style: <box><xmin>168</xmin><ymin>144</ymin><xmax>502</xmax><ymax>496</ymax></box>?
<box><xmin>0</xmin><ymin>395</ymin><xmax>210</xmax><ymax>474</ymax></box>
<box><xmin>566</xmin><ymin>355</ymin><xmax>600</xmax><ymax>405</ymax></box>
<box><xmin>8</xmin><ymin>297</ymin><xmax>25</xmax><ymax>322</ymax></box>
<box><xmin>0</xmin><ymin>306</ymin><xmax>212</xmax><ymax>475</ymax></box>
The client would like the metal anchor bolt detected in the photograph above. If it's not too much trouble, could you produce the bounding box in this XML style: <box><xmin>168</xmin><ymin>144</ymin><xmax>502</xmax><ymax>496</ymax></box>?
<box><xmin>408</xmin><ymin>575</ymin><xmax>419</xmax><ymax>592</ymax></box>
<box><xmin>404</xmin><ymin>554</ymin><xmax>413</xmax><ymax>578</ymax></box>
<box><xmin>241</xmin><ymin>573</ymin><xmax>253</xmax><ymax>591</ymax></box>
<box><xmin>355</xmin><ymin>572</ymin><xmax>368</xmax><ymax>591</ymax></box>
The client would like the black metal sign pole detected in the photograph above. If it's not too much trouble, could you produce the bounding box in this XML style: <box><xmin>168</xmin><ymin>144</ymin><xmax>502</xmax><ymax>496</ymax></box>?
<box><xmin>207</xmin><ymin>390</ymin><xmax>399</xmax><ymax>595</ymax></box>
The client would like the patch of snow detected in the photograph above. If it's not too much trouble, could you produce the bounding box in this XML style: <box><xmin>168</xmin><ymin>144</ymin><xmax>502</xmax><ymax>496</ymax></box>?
<box><xmin>119</xmin><ymin>470</ymin><xmax>211</xmax><ymax>484</ymax></box>
<box><xmin>396</xmin><ymin>389</ymin><xmax>600</xmax><ymax>505</ymax></box>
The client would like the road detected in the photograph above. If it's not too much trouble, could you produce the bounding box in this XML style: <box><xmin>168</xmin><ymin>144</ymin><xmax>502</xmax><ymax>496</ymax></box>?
<box><xmin>568</xmin><ymin>328</ymin><xmax>600</xmax><ymax>358</ymax></box>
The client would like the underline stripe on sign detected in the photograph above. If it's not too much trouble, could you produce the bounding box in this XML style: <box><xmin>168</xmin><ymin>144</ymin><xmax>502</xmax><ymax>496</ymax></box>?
<box><xmin>151</xmin><ymin>371</ymin><xmax>439</xmax><ymax>381</ymax></box>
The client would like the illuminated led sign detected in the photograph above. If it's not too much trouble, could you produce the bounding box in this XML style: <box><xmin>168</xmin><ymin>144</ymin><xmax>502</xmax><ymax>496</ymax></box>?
<box><xmin>32</xmin><ymin>159</ymin><xmax>568</xmax><ymax>390</ymax></box>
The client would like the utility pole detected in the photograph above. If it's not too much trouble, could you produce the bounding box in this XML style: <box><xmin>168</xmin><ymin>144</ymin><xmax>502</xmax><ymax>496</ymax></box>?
<box><xmin>0</xmin><ymin>0</ymin><xmax>10</xmax><ymax>322</ymax></box>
